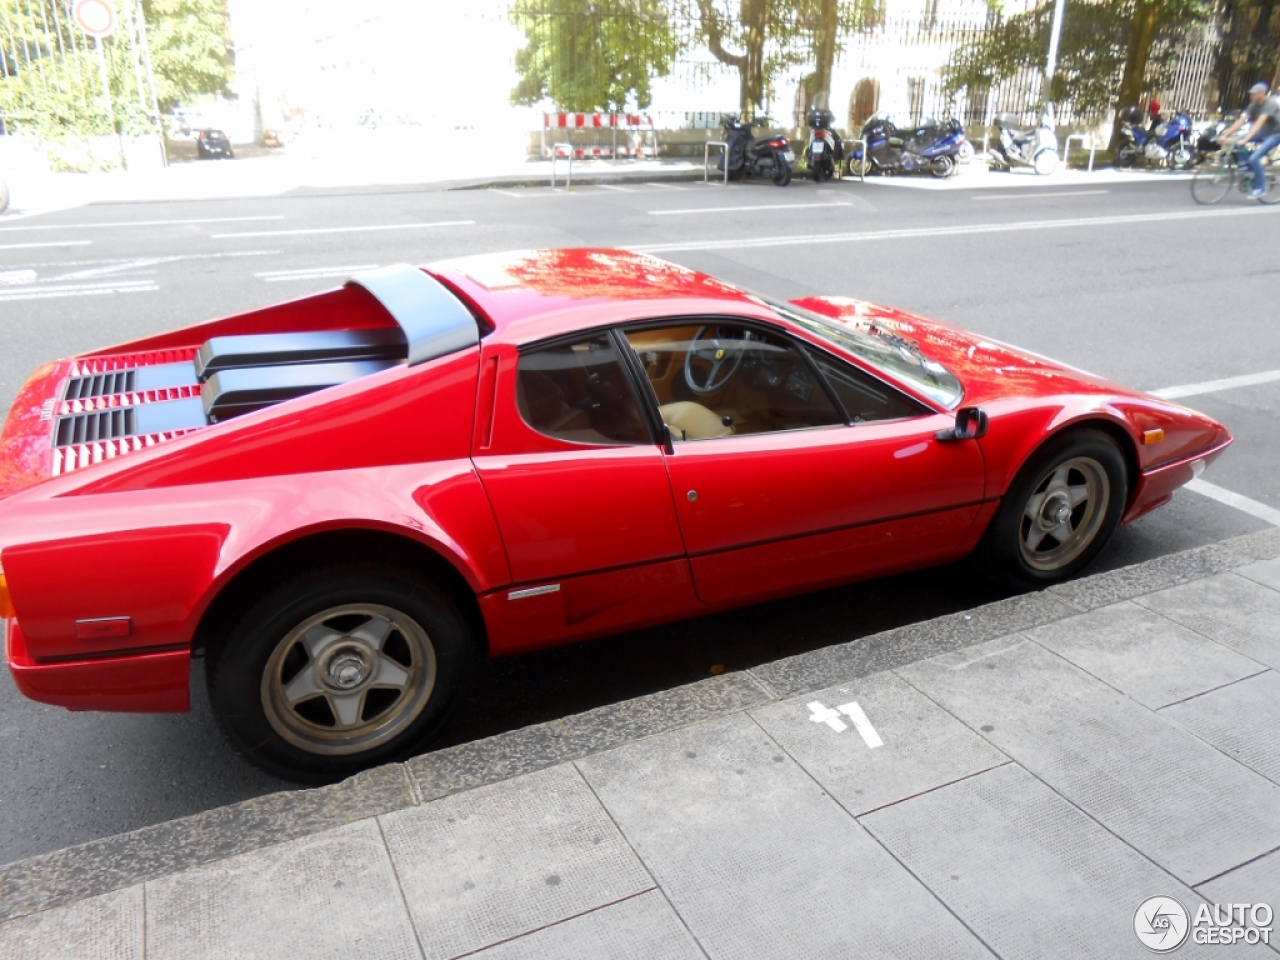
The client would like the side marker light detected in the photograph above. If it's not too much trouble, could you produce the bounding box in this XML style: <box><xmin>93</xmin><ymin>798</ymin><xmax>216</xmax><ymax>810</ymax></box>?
<box><xmin>1141</xmin><ymin>428</ymin><xmax>1165</xmax><ymax>445</ymax></box>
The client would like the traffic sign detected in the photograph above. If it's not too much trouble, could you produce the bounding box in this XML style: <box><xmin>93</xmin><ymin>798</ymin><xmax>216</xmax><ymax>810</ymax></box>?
<box><xmin>71</xmin><ymin>0</ymin><xmax>117</xmax><ymax>39</ymax></box>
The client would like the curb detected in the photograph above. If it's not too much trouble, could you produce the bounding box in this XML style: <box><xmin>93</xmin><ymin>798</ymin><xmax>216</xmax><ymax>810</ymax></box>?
<box><xmin>2</xmin><ymin>527</ymin><xmax>1277</xmax><ymax>923</ymax></box>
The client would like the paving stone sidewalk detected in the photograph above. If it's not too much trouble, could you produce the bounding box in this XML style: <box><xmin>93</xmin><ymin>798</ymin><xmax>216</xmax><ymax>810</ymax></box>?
<box><xmin>3</xmin><ymin>528</ymin><xmax>1279</xmax><ymax>959</ymax></box>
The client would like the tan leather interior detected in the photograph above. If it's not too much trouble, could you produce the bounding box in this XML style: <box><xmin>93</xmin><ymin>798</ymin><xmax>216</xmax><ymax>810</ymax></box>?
<box><xmin>660</xmin><ymin>401</ymin><xmax>734</xmax><ymax>441</ymax></box>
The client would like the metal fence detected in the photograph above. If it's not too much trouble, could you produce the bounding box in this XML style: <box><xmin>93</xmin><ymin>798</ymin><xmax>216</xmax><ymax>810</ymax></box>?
<box><xmin>0</xmin><ymin>0</ymin><xmax>162</xmax><ymax>138</ymax></box>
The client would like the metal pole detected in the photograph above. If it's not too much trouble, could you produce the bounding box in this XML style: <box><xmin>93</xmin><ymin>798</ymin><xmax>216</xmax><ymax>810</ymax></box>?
<box><xmin>96</xmin><ymin>37</ymin><xmax>127</xmax><ymax>171</ymax></box>
<box><xmin>1043</xmin><ymin>0</ymin><xmax>1067</xmax><ymax>112</ymax></box>
<box><xmin>134</xmin><ymin>0</ymin><xmax>168</xmax><ymax>165</ymax></box>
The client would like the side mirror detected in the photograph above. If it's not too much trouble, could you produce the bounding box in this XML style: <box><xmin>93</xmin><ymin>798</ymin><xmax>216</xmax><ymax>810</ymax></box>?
<box><xmin>936</xmin><ymin>406</ymin><xmax>988</xmax><ymax>442</ymax></box>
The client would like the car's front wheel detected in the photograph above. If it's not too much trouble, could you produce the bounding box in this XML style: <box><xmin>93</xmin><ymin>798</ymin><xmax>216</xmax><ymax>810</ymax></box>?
<box><xmin>207</xmin><ymin>563</ymin><xmax>473</xmax><ymax>782</ymax></box>
<box><xmin>978</xmin><ymin>429</ymin><xmax>1127</xmax><ymax>589</ymax></box>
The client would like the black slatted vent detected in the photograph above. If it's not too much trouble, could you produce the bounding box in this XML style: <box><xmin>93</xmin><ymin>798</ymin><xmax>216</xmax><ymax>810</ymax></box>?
<box><xmin>64</xmin><ymin>370</ymin><xmax>136</xmax><ymax>400</ymax></box>
<box><xmin>54</xmin><ymin>408</ymin><xmax>136</xmax><ymax>447</ymax></box>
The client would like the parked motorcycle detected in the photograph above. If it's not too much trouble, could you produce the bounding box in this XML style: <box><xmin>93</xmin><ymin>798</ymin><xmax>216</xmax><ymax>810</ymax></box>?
<box><xmin>805</xmin><ymin>106</ymin><xmax>844</xmax><ymax>181</ymax></box>
<box><xmin>1114</xmin><ymin>105</ymin><xmax>1196</xmax><ymax>168</ymax></box>
<box><xmin>848</xmin><ymin>113</ymin><xmax>966</xmax><ymax>178</ymax></box>
<box><xmin>1192</xmin><ymin>116</ymin><xmax>1235</xmax><ymax>165</ymax></box>
<box><xmin>718</xmin><ymin>115</ymin><xmax>796</xmax><ymax>186</ymax></box>
<box><xmin>987</xmin><ymin>110</ymin><xmax>1059</xmax><ymax>175</ymax></box>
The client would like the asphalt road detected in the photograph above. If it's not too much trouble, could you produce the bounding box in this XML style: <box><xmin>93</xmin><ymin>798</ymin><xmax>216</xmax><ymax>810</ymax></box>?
<box><xmin>1</xmin><ymin>171</ymin><xmax>1277</xmax><ymax>865</ymax></box>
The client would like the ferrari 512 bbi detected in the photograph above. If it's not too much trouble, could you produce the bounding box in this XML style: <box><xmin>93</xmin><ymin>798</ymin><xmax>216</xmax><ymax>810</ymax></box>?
<box><xmin>0</xmin><ymin>249</ymin><xmax>1230</xmax><ymax>780</ymax></box>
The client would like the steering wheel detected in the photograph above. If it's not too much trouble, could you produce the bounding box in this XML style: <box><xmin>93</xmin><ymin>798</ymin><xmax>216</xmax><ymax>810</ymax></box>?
<box><xmin>683</xmin><ymin>326</ymin><xmax>750</xmax><ymax>395</ymax></box>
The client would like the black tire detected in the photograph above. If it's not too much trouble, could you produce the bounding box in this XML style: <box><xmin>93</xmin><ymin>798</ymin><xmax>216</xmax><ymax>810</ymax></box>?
<box><xmin>1191</xmin><ymin>157</ymin><xmax>1234</xmax><ymax>205</ymax></box>
<box><xmin>1114</xmin><ymin>145</ymin><xmax>1137</xmax><ymax>169</ymax></box>
<box><xmin>976</xmin><ymin>429</ymin><xmax>1127</xmax><ymax>590</ymax></box>
<box><xmin>811</xmin><ymin>157</ymin><xmax>823</xmax><ymax>182</ymax></box>
<box><xmin>207</xmin><ymin>562</ymin><xmax>474</xmax><ymax>783</ymax></box>
<box><xmin>930</xmin><ymin>155</ymin><xmax>955</xmax><ymax>178</ymax></box>
<box><xmin>773</xmin><ymin>162</ymin><xmax>792</xmax><ymax>186</ymax></box>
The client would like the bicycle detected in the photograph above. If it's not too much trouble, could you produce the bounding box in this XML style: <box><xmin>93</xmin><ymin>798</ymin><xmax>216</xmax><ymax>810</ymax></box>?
<box><xmin>1191</xmin><ymin>142</ymin><xmax>1280</xmax><ymax>204</ymax></box>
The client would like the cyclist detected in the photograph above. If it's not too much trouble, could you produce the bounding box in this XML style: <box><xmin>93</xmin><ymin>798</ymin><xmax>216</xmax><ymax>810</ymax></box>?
<box><xmin>1217</xmin><ymin>82</ymin><xmax>1280</xmax><ymax>198</ymax></box>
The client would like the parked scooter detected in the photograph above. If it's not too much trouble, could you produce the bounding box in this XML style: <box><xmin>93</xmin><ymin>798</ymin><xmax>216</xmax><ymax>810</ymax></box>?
<box><xmin>1114</xmin><ymin>105</ymin><xmax>1196</xmax><ymax>168</ymax></box>
<box><xmin>805</xmin><ymin>106</ymin><xmax>844</xmax><ymax>181</ymax></box>
<box><xmin>987</xmin><ymin>109</ymin><xmax>1060</xmax><ymax>175</ymax></box>
<box><xmin>847</xmin><ymin>113</ymin><xmax>966</xmax><ymax>178</ymax></box>
<box><xmin>718</xmin><ymin>115</ymin><xmax>796</xmax><ymax>186</ymax></box>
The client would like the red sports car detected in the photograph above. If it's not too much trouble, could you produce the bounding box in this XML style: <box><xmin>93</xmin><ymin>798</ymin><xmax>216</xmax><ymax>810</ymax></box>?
<box><xmin>0</xmin><ymin>249</ymin><xmax>1230</xmax><ymax>780</ymax></box>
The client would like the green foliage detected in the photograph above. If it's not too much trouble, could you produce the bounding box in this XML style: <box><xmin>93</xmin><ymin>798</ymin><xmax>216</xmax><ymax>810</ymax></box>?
<box><xmin>680</xmin><ymin>0</ymin><xmax>879</xmax><ymax>114</ymax></box>
<box><xmin>140</xmin><ymin>0</ymin><xmax>233</xmax><ymax>113</ymax></box>
<box><xmin>943</xmin><ymin>0</ymin><xmax>1210</xmax><ymax>116</ymax></box>
<box><xmin>0</xmin><ymin>0</ymin><xmax>232</xmax><ymax>138</ymax></box>
<box><xmin>510</xmin><ymin>0</ymin><xmax>679</xmax><ymax>111</ymax></box>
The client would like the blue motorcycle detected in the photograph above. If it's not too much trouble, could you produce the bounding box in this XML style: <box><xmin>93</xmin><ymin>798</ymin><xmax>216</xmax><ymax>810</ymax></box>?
<box><xmin>847</xmin><ymin>113</ymin><xmax>966</xmax><ymax>178</ymax></box>
<box><xmin>1115</xmin><ymin>106</ymin><xmax>1196</xmax><ymax>169</ymax></box>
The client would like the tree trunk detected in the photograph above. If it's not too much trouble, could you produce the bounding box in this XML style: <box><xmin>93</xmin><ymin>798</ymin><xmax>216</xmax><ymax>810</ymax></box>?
<box><xmin>801</xmin><ymin>0</ymin><xmax>839</xmax><ymax>111</ymax></box>
<box><xmin>696</xmin><ymin>0</ymin><xmax>769</xmax><ymax>116</ymax></box>
<box><xmin>1110</xmin><ymin>0</ymin><xmax>1165</xmax><ymax>150</ymax></box>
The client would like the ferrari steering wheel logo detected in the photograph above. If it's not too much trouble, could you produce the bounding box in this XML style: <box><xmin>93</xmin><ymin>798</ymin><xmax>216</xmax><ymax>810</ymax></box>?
<box><xmin>714</xmin><ymin>348</ymin><xmax>725</xmax><ymax>360</ymax></box>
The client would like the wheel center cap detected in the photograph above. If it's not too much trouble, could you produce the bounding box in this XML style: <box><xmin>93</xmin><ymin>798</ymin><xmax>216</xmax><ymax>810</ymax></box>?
<box><xmin>1042</xmin><ymin>496</ymin><xmax>1072</xmax><ymax>526</ymax></box>
<box><xmin>321</xmin><ymin>645</ymin><xmax>372</xmax><ymax>690</ymax></box>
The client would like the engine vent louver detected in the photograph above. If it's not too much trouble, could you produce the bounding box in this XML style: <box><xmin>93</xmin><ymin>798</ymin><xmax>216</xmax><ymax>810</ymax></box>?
<box><xmin>64</xmin><ymin>370</ymin><xmax>136</xmax><ymax>400</ymax></box>
<box><xmin>54</xmin><ymin>408</ymin><xmax>136</xmax><ymax>447</ymax></box>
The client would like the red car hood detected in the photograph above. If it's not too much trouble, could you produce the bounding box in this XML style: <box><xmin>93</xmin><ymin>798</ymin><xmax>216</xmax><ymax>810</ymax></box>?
<box><xmin>791</xmin><ymin>296</ymin><xmax>1144</xmax><ymax>407</ymax></box>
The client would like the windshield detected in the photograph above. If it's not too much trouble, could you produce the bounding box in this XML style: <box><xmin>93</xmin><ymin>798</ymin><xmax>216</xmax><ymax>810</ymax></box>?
<box><xmin>764</xmin><ymin>298</ymin><xmax>964</xmax><ymax>409</ymax></box>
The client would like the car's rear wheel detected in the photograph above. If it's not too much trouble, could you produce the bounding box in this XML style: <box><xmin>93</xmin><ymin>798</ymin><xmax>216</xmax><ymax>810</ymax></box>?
<box><xmin>978</xmin><ymin>429</ymin><xmax>1127</xmax><ymax>589</ymax></box>
<box><xmin>207</xmin><ymin>563</ymin><xmax>473</xmax><ymax>782</ymax></box>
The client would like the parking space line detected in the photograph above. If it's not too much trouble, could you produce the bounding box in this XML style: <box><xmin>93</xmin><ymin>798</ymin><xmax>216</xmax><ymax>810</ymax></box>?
<box><xmin>0</xmin><ymin>240</ymin><xmax>92</xmax><ymax>251</ymax></box>
<box><xmin>256</xmin><ymin>265</ymin><xmax>379</xmax><ymax>282</ymax></box>
<box><xmin>629</xmin><ymin>205</ymin><xmax>1280</xmax><ymax>253</ymax></box>
<box><xmin>0</xmin><ymin>216</ymin><xmax>286</xmax><ymax>233</ymax></box>
<box><xmin>212</xmin><ymin>220</ymin><xmax>474</xmax><ymax>239</ymax></box>
<box><xmin>488</xmin><ymin>189</ymin><xmax>526</xmax><ymax>198</ymax></box>
<box><xmin>1184</xmin><ymin>479</ymin><xmax>1280</xmax><ymax>526</ymax></box>
<box><xmin>596</xmin><ymin>184</ymin><xmax>633</xmax><ymax>193</ymax></box>
<box><xmin>646</xmin><ymin>182</ymin><xmax>685</xmax><ymax>190</ymax></box>
<box><xmin>972</xmin><ymin>190</ymin><xmax>1110</xmax><ymax>200</ymax></box>
<box><xmin>1151</xmin><ymin>369</ymin><xmax>1280</xmax><ymax>400</ymax></box>
<box><xmin>649</xmin><ymin>201</ymin><xmax>852</xmax><ymax>216</ymax></box>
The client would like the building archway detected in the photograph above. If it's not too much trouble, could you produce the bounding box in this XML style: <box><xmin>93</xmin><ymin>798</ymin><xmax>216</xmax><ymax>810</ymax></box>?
<box><xmin>849</xmin><ymin>78</ymin><xmax>880</xmax><ymax>128</ymax></box>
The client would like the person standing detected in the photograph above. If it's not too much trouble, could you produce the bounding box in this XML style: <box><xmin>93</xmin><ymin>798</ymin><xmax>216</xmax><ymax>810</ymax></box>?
<box><xmin>1216</xmin><ymin>82</ymin><xmax>1280</xmax><ymax>198</ymax></box>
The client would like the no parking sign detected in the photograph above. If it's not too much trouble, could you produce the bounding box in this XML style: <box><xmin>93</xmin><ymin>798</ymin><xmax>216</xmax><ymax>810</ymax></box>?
<box><xmin>71</xmin><ymin>0</ymin><xmax>117</xmax><ymax>39</ymax></box>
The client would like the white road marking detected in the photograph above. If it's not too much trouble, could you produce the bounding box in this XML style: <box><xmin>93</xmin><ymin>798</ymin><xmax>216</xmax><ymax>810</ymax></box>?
<box><xmin>596</xmin><ymin>184</ymin><xmax>633</xmax><ymax>192</ymax></box>
<box><xmin>212</xmin><ymin>220</ymin><xmax>474</xmax><ymax>239</ymax></box>
<box><xmin>1185</xmin><ymin>479</ymin><xmax>1280</xmax><ymax>526</ymax></box>
<box><xmin>972</xmin><ymin>190</ymin><xmax>1110</xmax><ymax>200</ymax></box>
<box><xmin>0</xmin><ymin>269</ymin><xmax>37</xmax><ymax>285</ymax></box>
<box><xmin>0</xmin><ymin>279</ymin><xmax>157</xmax><ymax>302</ymax></box>
<box><xmin>649</xmin><ymin>201</ymin><xmax>852</xmax><ymax>216</ymax></box>
<box><xmin>0</xmin><ymin>240</ymin><xmax>92</xmax><ymax>251</ymax></box>
<box><xmin>837</xmin><ymin>701</ymin><xmax>884</xmax><ymax>749</ymax></box>
<box><xmin>807</xmin><ymin>701</ymin><xmax>847</xmax><ymax>732</ymax></box>
<box><xmin>256</xmin><ymin>264</ymin><xmax>380</xmax><ymax>282</ymax></box>
<box><xmin>488</xmin><ymin>189</ymin><xmax>526</xmax><ymax>198</ymax></box>
<box><xmin>0</xmin><ymin>216</ymin><xmax>286</xmax><ymax>233</ymax></box>
<box><xmin>1151</xmin><ymin>369</ymin><xmax>1280</xmax><ymax>400</ymax></box>
<box><xmin>629</xmin><ymin>205</ymin><xmax>1280</xmax><ymax>253</ymax></box>
<box><xmin>646</xmin><ymin>181</ymin><xmax>685</xmax><ymax>190</ymax></box>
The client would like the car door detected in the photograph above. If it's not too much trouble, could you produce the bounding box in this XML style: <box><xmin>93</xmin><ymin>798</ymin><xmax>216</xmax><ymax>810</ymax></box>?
<box><xmin>622</xmin><ymin>321</ymin><xmax>986</xmax><ymax>605</ymax></box>
<box><xmin>472</xmin><ymin>331</ymin><xmax>698</xmax><ymax>654</ymax></box>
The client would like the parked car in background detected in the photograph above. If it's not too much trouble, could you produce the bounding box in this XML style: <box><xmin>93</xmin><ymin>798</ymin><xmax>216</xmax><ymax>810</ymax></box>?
<box><xmin>196</xmin><ymin>128</ymin><xmax>234</xmax><ymax>159</ymax></box>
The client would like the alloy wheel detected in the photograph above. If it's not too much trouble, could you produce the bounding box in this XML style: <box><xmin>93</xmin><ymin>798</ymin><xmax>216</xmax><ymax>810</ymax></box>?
<box><xmin>1017</xmin><ymin>457</ymin><xmax>1110</xmax><ymax>572</ymax></box>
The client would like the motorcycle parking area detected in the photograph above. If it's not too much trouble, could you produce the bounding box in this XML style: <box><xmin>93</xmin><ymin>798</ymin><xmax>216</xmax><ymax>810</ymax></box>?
<box><xmin>3</xmin><ymin>530</ymin><xmax>1279</xmax><ymax>958</ymax></box>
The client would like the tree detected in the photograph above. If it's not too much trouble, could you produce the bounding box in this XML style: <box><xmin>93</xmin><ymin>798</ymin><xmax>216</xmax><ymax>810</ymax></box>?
<box><xmin>942</xmin><ymin>0</ymin><xmax>1210</xmax><ymax>145</ymax></box>
<box><xmin>684</xmin><ymin>0</ymin><xmax>877</xmax><ymax>117</ymax></box>
<box><xmin>140</xmin><ymin>0</ymin><xmax>234</xmax><ymax>113</ymax></box>
<box><xmin>509</xmin><ymin>0</ymin><xmax>678</xmax><ymax>111</ymax></box>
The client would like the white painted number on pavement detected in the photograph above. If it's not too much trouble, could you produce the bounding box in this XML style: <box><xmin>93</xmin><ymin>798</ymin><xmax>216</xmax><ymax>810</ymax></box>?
<box><xmin>806</xmin><ymin>700</ymin><xmax>884</xmax><ymax>749</ymax></box>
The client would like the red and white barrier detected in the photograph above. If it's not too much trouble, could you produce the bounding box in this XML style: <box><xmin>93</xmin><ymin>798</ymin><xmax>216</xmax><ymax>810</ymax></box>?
<box><xmin>540</xmin><ymin>113</ymin><xmax>657</xmax><ymax>158</ymax></box>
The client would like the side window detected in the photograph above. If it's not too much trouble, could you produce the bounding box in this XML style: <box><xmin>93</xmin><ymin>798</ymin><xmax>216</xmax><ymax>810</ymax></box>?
<box><xmin>516</xmin><ymin>333</ymin><xmax>651</xmax><ymax>445</ymax></box>
<box><xmin>811</xmin><ymin>352</ymin><xmax>928</xmax><ymax>423</ymax></box>
<box><xmin>624</xmin><ymin>323</ymin><xmax>842</xmax><ymax>441</ymax></box>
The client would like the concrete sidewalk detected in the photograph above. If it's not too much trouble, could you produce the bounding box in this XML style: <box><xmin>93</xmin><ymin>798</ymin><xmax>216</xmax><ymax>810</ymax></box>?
<box><xmin>3</xmin><ymin>529</ymin><xmax>1279</xmax><ymax>959</ymax></box>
